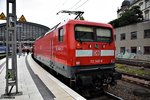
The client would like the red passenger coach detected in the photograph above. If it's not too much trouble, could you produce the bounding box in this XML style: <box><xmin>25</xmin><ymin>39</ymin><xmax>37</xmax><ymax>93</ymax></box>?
<box><xmin>33</xmin><ymin>20</ymin><xmax>121</xmax><ymax>88</ymax></box>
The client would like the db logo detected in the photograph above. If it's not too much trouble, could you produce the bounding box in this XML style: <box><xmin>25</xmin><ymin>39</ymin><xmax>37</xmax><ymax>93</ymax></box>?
<box><xmin>93</xmin><ymin>50</ymin><xmax>100</xmax><ymax>56</ymax></box>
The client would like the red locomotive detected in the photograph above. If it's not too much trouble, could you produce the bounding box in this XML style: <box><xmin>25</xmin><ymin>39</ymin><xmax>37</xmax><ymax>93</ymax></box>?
<box><xmin>33</xmin><ymin>19</ymin><xmax>121</xmax><ymax>89</ymax></box>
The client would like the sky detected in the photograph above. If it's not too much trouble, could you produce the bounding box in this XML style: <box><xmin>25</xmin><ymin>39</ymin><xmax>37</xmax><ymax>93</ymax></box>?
<box><xmin>0</xmin><ymin>0</ymin><xmax>124</xmax><ymax>28</ymax></box>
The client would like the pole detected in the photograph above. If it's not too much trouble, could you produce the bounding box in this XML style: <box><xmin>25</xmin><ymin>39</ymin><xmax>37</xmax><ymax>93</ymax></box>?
<box><xmin>5</xmin><ymin>0</ymin><xmax>20</xmax><ymax>95</ymax></box>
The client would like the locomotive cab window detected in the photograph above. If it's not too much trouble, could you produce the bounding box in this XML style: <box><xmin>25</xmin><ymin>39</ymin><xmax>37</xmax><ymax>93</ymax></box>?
<box><xmin>58</xmin><ymin>28</ymin><xmax>64</xmax><ymax>42</ymax></box>
<box><xmin>75</xmin><ymin>26</ymin><xmax>94</xmax><ymax>42</ymax></box>
<box><xmin>96</xmin><ymin>28</ymin><xmax>112</xmax><ymax>42</ymax></box>
<box><xmin>75</xmin><ymin>25</ymin><xmax>112</xmax><ymax>43</ymax></box>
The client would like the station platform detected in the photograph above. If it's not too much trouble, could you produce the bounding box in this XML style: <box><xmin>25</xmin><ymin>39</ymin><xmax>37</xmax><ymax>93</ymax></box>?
<box><xmin>0</xmin><ymin>54</ymin><xmax>86</xmax><ymax>100</ymax></box>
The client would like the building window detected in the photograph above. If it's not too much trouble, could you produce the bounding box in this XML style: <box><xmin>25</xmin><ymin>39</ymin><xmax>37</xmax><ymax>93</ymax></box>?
<box><xmin>144</xmin><ymin>29</ymin><xmax>150</xmax><ymax>38</ymax></box>
<box><xmin>144</xmin><ymin>46</ymin><xmax>150</xmax><ymax>54</ymax></box>
<box><xmin>131</xmin><ymin>47</ymin><xmax>137</xmax><ymax>54</ymax></box>
<box><xmin>131</xmin><ymin>31</ymin><xmax>137</xmax><ymax>40</ymax></box>
<box><xmin>139</xmin><ymin>2</ymin><xmax>143</xmax><ymax>10</ymax></box>
<box><xmin>58</xmin><ymin>27</ymin><xmax>64</xmax><ymax>42</ymax></box>
<box><xmin>120</xmin><ymin>33</ymin><xmax>126</xmax><ymax>40</ymax></box>
<box><xmin>145</xmin><ymin>10</ymin><xmax>149</xmax><ymax>20</ymax></box>
<box><xmin>145</xmin><ymin>0</ymin><xmax>150</xmax><ymax>8</ymax></box>
<box><xmin>120</xmin><ymin>47</ymin><xmax>125</xmax><ymax>54</ymax></box>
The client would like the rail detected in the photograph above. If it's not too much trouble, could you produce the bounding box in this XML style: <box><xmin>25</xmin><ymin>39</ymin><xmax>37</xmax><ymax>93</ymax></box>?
<box><xmin>121</xmin><ymin>72</ymin><xmax>150</xmax><ymax>81</ymax></box>
<box><xmin>104</xmin><ymin>92</ymin><xmax>124</xmax><ymax>100</ymax></box>
<box><xmin>116</xmin><ymin>58</ymin><xmax>150</xmax><ymax>68</ymax></box>
<box><xmin>33</xmin><ymin>54</ymin><xmax>124</xmax><ymax>100</ymax></box>
<box><xmin>88</xmin><ymin>91</ymin><xmax>124</xmax><ymax>100</ymax></box>
<box><xmin>121</xmin><ymin>72</ymin><xmax>150</xmax><ymax>89</ymax></box>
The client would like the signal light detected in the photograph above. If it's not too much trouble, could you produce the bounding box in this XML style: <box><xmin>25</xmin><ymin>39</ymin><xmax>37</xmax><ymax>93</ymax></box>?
<box><xmin>89</xmin><ymin>44</ymin><xmax>92</xmax><ymax>49</ymax></box>
<box><xmin>102</xmin><ymin>45</ymin><xmax>105</xmax><ymax>49</ymax></box>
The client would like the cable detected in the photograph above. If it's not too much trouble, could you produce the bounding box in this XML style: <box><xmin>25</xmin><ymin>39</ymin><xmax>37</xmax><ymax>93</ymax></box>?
<box><xmin>58</xmin><ymin>0</ymin><xmax>82</xmax><ymax>20</ymax></box>
<box><xmin>49</xmin><ymin>0</ymin><xmax>69</xmax><ymax>14</ymax></box>
<box><xmin>69</xmin><ymin>0</ymin><xmax>82</xmax><ymax>10</ymax></box>
<box><xmin>74</xmin><ymin>0</ymin><xmax>89</xmax><ymax>10</ymax></box>
<box><xmin>57</xmin><ymin>0</ymin><xmax>89</xmax><ymax>24</ymax></box>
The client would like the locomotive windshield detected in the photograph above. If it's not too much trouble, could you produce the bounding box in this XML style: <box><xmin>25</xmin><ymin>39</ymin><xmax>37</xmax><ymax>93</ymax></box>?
<box><xmin>75</xmin><ymin>26</ymin><xmax>94</xmax><ymax>42</ymax></box>
<box><xmin>96</xmin><ymin>28</ymin><xmax>112</xmax><ymax>42</ymax></box>
<box><xmin>75</xmin><ymin>25</ymin><xmax>112</xmax><ymax>42</ymax></box>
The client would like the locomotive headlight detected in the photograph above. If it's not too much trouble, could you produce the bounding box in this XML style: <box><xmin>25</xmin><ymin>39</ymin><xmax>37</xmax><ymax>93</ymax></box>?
<box><xmin>76</xmin><ymin>61</ymin><xmax>80</xmax><ymax>65</ymax></box>
<box><xmin>89</xmin><ymin>44</ymin><xmax>92</xmax><ymax>49</ymax></box>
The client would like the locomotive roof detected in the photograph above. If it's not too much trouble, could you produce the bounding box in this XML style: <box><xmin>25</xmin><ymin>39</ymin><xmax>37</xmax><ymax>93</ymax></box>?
<box><xmin>67</xmin><ymin>20</ymin><xmax>113</xmax><ymax>28</ymax></box>
<box><xmin>52</xmin><ymin>20</ymin><xmax>113</xmax><ymax>30</ymax></box>
<box><xmin>35</xmin><ymin>20</ymin><xmax>113</xmax><ymax>41</ymax></box>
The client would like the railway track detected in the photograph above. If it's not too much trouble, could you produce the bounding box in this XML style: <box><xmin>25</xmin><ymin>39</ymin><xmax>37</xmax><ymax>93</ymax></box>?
<box><xmin>88</xmin><ymin>91</ymin><xmax>123</xmax><ymax>100</ymax></box>
<box><xmin>116</xmin><ymin>58</ymin><xmax>150</xmax><ymax>68</ymax></box>
<box><xmin>121</xmin><ymin>72</ymin><xmax>150</xmax><ymax>89</ymax></box>
<box><xmin>104</xmin><ymin>92</ymin><xmax>124</xmax><ymax>100</ymax></box>
<box><xmin>121</xmin><ymin>72</ymin><xmax>150</xmax><ymax>81</ymax></box>
<box><xmin>33</xmin><ymin>55</ymin><xmax>123</xmax><ymax>100</ymax></box>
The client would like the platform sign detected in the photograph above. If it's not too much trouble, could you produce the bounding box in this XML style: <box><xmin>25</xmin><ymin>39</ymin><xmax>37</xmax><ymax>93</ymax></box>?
<box><xmin>0</xmin><ymin>12</ymin><xmax>6</xmax><ymax>20</ymax></box>
<box><xmin>18</xmin><ymin>15</ymin><xmax>26</xmax><ymax>22</ymax></box>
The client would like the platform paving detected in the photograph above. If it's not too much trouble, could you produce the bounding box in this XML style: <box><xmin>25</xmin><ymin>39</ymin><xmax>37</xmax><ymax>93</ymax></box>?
<box><xmin>0</xmin><ymin>54</ymin><xmax>86</xmax><ymax>100</ymax></box>
<box><xmin>0</xmin><ymin>55</ymin><xmax>43</xmax><ymax>100</ymax></box>
<box><xmin>27</xmin><ymin>54</ymin><xmax>86</xmax><ymax>100</ymax></box>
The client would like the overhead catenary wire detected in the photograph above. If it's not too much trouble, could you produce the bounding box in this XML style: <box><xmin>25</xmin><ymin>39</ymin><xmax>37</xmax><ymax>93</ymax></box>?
<box><xmin>58</xmin><ymin>0</ymin><xmax>82</xmax><ymax>21</ymax></box>
<box><xmin>74</xmin><ymin>0</ymin><xmax>89</xmax><ymax>10</ymax></box>
<box><xmin>59</xmin><ymin>0</ymin><xmax>89</xmax><ymax>22</ymax></box>
<box><xmin>69</xmin><ymin>0</ymin><xmax>82</xmax><ymax>10</ymax></box>
<box><xmin>48</xmin><ymin>0</ymin><xmax>70</xmax><ymax>28</ymax></box>
<box><xmin>49</xmin><ymin>0</ymin><xmax>69</xmax><ymax>14</ymax></box>
<box><xmin>52</xmin><ymin>0</ymin><xmax>89</xmax><ymax>28</ymax></box>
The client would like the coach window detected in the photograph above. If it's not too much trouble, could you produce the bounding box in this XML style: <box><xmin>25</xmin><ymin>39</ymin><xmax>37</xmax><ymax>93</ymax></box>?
<box><xmin>59</xmin><ymin>27</ymin><xmax>64</xmax><ymax>42</ymax></box>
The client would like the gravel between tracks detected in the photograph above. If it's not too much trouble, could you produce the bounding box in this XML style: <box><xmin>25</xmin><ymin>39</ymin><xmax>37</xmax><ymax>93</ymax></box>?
<box><xmin>108</xmin><ymin>80</ymin><xmax>150</xmax><ymax>100</ymax></box>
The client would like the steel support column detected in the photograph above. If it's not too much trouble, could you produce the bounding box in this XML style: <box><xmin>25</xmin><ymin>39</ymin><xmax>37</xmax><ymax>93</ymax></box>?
<box><xmin>5</xmin><ymin>0</ymin><xmax>18</xmax><ymax>95</ymax></box>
